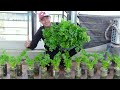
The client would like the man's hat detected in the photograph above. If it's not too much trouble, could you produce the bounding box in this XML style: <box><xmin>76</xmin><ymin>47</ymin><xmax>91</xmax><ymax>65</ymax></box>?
<box><xmin>38</xmin><ymin>11</ymin><xmax>50</xmax><ymax>20</ymax></box>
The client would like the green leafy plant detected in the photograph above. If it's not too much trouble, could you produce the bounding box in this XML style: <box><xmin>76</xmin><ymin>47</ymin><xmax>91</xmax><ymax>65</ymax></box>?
<box><xmin>0</xmin><ymin>49</ymin><xmax>9</xmax><ymax>64</ymax></box>
<box><xmin>101</xmin><ymin>59</ymin><xmax>110</xmax><ymax>70</ymax></box>
<box><xmin>79</xmin><ymin>49</ymin><xmax>89</xmax><ymax>64</ymax></box>
<box><xmin>86</xmin><ymin>53</ymin><xmax>98</xmax><ymax>70</ymax></box>
<box><xmin>16</xmin><ymin>55</ymin><xmax>22</xmax><ymax>65</ymax></box>
<box><xmin>25</xmin><ymin>57</ymin><xmax>34</xmax><ymax>70</ymax></box>
<box><xmin>100</xmin><ymin>52</ymin><xmax>112</xmax><ymax>70</ymax></box>
<box><xmin>62</xmin><ymin>51</ymin><xmax>72</xmax><ymax>72</ymax></box>
<box><xmin>75</xmin><ymin>55</ymin><xmax>82</xmax><ymax>67</ymax></box>
<box><xmin>43</xmin><ymin>20</ymin><xmax>90</xmax><ymax>52</ymax></box>
<box><xmin>34</xmin><ymin>52</ymin><xmax>43</xmax><ymax>63</ymax></box>
<box><xmin>98</xmin><ymin>52</ymin><xmax>105</xmax><ymax>62</ymax></box>
<box><xmin>16</xmin><ymin>50</ymin><xmax>28</xmax><ymax>65</ymax></box>
<box><xmin>40</xmin><ymin>54</ymin><xmax>51</xmax><ymax>68</ymax></box>
<box><xmin>20</xmin><ymin>50</ymin><xmax>27</xmax><ymax>57</ymax></box>
<box><xmin>51</xmin><ymin>52</ymin><xmax>61</xmax><ymax>71</ymax></box>
<box><xmin>8</xmin><ymin>56</ymin><xmax>17</xmax><ymax>69</ymax></box>
<box><xmin>113</xmin><ymin>55</ymin><xmax>120</xmax><ymax>69</ymax></box>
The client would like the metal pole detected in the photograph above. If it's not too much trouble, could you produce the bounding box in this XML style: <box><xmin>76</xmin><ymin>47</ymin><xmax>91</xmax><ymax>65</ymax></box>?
<box><xmin>67</xmin><ymin>11</ymin><xmax>71</xmax><ymax>20</ymax></box>
<box><xmin>27</xmin><ymin>11</ymin><xmax>29</xmax><ymax>41</ymax></box>
<box><xmin>71</xmin><ymin>11</ymin><xmax>77</xmax><ymax>24</ymax></box>
<box><xmin>62</xmin><ymin>11</ymin><xmax>64</xmax><ymax>19</ymax></box>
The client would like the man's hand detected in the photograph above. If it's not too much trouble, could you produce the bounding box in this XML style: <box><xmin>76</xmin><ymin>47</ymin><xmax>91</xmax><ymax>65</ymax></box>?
<box><xmin>25</xmin><ymin>36</ymin><xmax>31</xmax><ymax>48</ymax></box>
<box><xmin>25</xmin><ymin>40</ymin><xmax>31</xmax><ymax>48</ymax></box>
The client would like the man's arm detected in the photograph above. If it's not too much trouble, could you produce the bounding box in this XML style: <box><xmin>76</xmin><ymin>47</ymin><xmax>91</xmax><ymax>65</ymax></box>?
<box><xmin>28</xmin><ymin>27</ymin><xmax>44</xmax><ymax>50</ymax></box>
<box><xmin>69</xmin><ymin>48</ymin><xmax>78</xmax><ymax>57</ymax></box>
<box><xmin>69</xmin><ymin>47</ymin><xmax>81</xmax><ymax>57</ymax></box>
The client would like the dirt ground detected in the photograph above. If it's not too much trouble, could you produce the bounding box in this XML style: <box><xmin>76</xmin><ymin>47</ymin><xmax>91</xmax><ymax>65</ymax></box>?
<box><xmin>0</xmin><ymin>61</ymin><xmax>115</xmax><ymax>79</ymax></box>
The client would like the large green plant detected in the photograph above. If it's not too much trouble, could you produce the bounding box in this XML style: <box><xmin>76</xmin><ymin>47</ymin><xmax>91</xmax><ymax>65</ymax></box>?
<box><xmin>43</xmin><ymin>20</ymin><xmax>90</xmax><ymax>52</ymax></box>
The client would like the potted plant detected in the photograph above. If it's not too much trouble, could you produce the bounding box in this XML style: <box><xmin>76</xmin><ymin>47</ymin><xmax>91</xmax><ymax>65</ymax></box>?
<box><xmin>95</xmin><ymin>52</ymin><xmax>105</xmax><ymax>76</ymax></box>
<box><xmin>74</xmin><ymin>55</ymin><xmax>82</xmax><ymax>79</ymax></box>
<box><xmin>40</xmin><ymin>54</ymin><xmax>51</xmax><ymax>79</ymax></box>
<box><xmin>25</xmin><ymin>56</ymin><xmax>34</xmax><ymax>79</ymax></box>
<box><xmin>51</xmin><ymin>52</ymin><xmax>61</xmax><ymax>79</ymax></box>
<box><xmin>16</xmin><ymin>50</ymin><xmax>28</xmax><ymax>77</ymax></box>
<box><xmin>113</xmin><ymin>55</ymin><xmax>120</xmax><ymax>79</ymax></box>
<box><xmin>100</xmin><ymin>59</ymin><xmax>110</xmax><ymax>79</ymax></box>
<box><xmin>34</xmin><ymin>52</ymin><xmax>43</xmax><ymax>76</ymax></box>
<box><xmin>8</xmin><ymin>56</ymin><xmax>17</xmax><ymax>79</ymax></box>
<box><xmin>0</xmin><ymin>50</ymin><xmax>9</xmax><ymax>77</ymax></box>
<box><xmin>62</xmin><ymin>51</ymin><xmax>72</xmax><ymax>79</ymax></box>
<box><xmin>79</xmin><ymin>49</ymin><xmax>88</xmax><ymax>79</ymax></box>
<box><xmin>86</xmin><ymin>53</ymin><xmax>98</xmax><ymax>79</ymax></box>
<box><xmin>0</xmin><ymin>56</ymin><xmax>7</xmax><ymax>78</ymax></box>
<box><xmin>16</xmin><ymin>55</ymin><xmax>22</xmax><ymax>77</ymax></box>
<box><xmin>92</xmin><ymin>53</ymin><xmax>99</xmax><ymax>74</ymax></box>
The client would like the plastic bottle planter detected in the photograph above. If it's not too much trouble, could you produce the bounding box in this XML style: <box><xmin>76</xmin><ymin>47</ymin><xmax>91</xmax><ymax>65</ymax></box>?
<box><xmin>81</xmin><ymin>63</ymin><xmax>87</xmax><ymax>79</ymax></box>
<box><xmin>34</xmin><ymin>62</ymin><xmax>40</xmax><ymax>76</ymax></box>
<box><xmin>10</xmin><ymin>68</ymin><xmax>17</xmax><ymax>79</ymax></box>
<box><xmin>87</xmin><ymin>69</ymin><xmax>94</xmax><ymax>79</ymax></box>
<box><xmin>41</xmin><ymin>67</ymin><xmax>48</xmax><ymax>79</ymax></box>
<box><xmin>16</xmin><ymin>64</ymin><xmax>22</xmax><ymax>76</ymax></box>
<box><xmin>0</xmin><ymin>66</ymin><xmax>4</xmax><ymax>78</ymax></box>
<box><xmin>75</xmin><ymin>65</ymin><xmax>81</xmax><ymax>79</ymax></box>
<box><xmin>64</xmin><ymin>69</ymin><xmax>71</xmax><ymax>79</ymax></box>
<box><xmin>113</xmin><ymin>68</ymin><xmax>120</xmax><ymax>79</ymax></box>
<box><xmin>0</xmin><ymin>64</ymin><xmax>7</xmax><ymax>78</ymax></box>
<box><xmin>53</xmin><ymin>69</ymin><xmax>59</xmax><ymax>79</ymax></box>
<box><xmin>100</xmin><ymin>67</ymin><xmax>108</xmax><ymax>79</ymax></box>
<box><xmin>94</xmin><ymin>62</ymin><xmax>102</xmax><ymax>75</ymax></box>
<box><xmin>27</xmin><ymin>68</ymin><xmax>34</xmax><ymax>79</ymax></box>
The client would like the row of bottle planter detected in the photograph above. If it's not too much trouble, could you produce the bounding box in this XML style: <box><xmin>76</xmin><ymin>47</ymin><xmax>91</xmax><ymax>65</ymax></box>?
<box><xmin>0</xmin><ymin>62</ymin><xmax>120</xmax><ymax>79</ymax></box>
<box><xmin>0</xmin><ymin>63</ymin><xmax>72</xmax><ymax>79</ymax></box>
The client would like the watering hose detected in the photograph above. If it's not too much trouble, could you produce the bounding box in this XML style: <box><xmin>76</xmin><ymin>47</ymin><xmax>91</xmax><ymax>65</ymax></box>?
<box><xmin>105</xmin><ymin>20</ymin><xmax>114</xmax><ymax>41</ymax></box>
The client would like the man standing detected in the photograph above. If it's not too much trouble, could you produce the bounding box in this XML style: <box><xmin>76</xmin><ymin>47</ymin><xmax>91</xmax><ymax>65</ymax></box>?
<box><xmin>25</xmin><ymin>11</ymin><xmax>77</xmax><ymax>77</ymax></box>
